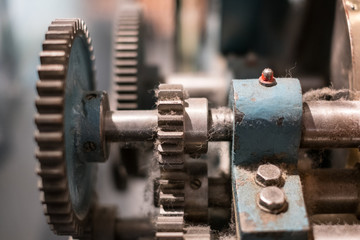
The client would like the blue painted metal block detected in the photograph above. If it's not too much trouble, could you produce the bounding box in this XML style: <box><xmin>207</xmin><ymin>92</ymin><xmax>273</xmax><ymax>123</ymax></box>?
<box><xmin>230</xmin><ymin>78</ymin><xmax>309</xmax><ymax>239</ymax></box>
<box><xmin>231</xmin><ymin>78</ymin><xmax>302</xmax><ymax>166</ymax></box>
<box><xmin>232</xmin><ymin>167</ymin><xmax>309</xmax><ymax>240</ymax></box>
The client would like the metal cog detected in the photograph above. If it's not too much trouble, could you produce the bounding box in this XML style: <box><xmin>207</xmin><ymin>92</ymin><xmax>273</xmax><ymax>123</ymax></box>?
<box><xmin>113</xmin><ymin>4</ymin><xmax>142</xmax><ymax>110</ymax></box>
<box><xmin>35</xmin><ymin>18</ymin><xmax>96</xmax><ymax>237</ymax></box>
<box><xmin>156</xmin><ymin>84</ymin><xmax>186</xmax><ymax>239</ymax></box>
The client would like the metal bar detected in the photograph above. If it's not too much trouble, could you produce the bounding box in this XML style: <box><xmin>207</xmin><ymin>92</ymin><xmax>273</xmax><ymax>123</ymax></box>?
<box><xmin>302</xmin><ymin>169</ymin><xmax>360</xmax><ymax>215</ymax></box>
<box><xmin>105</xmin><ymin>108</ymin><xmax>233</xmax><ymax>142</ymax></box>
<box><xmin>301</xmin><ymin>101</ymin><xmax>360</xmax><ymax>148</ymax></box>
<box><xmin>105</xmin><ymin>101</ymin><xmax>360</xmax><ymax>148</ymax></box>
<box><xmin>105</xmin><ymin>110</ymin><xmax>158</xmax><ymax>142</ymax></box>
<box><xmin>208</xmin><ymin>107</ymin><xmax>233</xmax><ymax>141</ymax></box>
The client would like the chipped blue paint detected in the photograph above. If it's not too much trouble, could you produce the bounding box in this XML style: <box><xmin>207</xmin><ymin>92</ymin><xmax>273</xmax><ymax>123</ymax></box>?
<box><xmin>232</xmin><ymin>78</ymin><xmax>302</xmax><ymax>166</ymax></box>
<box><xmin>230</xmin><ymin>79</ymin><xmax>309</xmax><ymax>239</ymax></box>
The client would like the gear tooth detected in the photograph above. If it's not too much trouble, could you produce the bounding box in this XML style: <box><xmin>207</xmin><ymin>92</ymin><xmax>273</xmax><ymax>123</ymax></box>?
<box><xmin>116</xmin><ymin>94</ymin><xmax>137</xmax><ymax>101</ymax></box>
<box><xmin>40</xmin><ymin>51</ymin><xmax>67</xmax><ymax>64</ymax></box>
<box><xmin>47</xmin><ymin>212</ymin><xmax>75</xmax><ymax>224</ymax></box>
<box><xmin>156</xmin><ymin>232</ymin><xmax>184</xmax><ymax>240</ymax></box>
<box><xmin>158</xmin><ymin>115</ymin><xmax>184</xmax><ymax>125</ymax></box>
<box><xmin>118</xmin><ymin>25</ymin><xmax>138</xmax><ymax>30</ymax></box>
<box><xmin>35</xmin><ymin>131</ymin><xmax>63</xmax><ymax>146</ymax></box>
<box><xmin>115</xmin><ymin>76</ymin><xmax>137</xmax><ymax>84</ymax></box>
<box><xmin>38</xmin><ymin>178</ymin><xmax>67</xmax><ymax>192</ymax></box>
<box><xmin>116</xmin><ymin>103</ymin><xmax>138</xmax><ymax>109</ymax></box>
<box><xmin>160</xmin><ymin>206</ymin><xmax>184</xmax><ymax>217</ymax></box>
<box><xmin>36</xmin><ymin>80</ymin><xmax>64</xmax><ymax>96</ymax></box>
<box><xmin>35</xmin><ymin>97</ymin><xmax>64</xmax><ymax>113</ymax></box>
<box><xmin>43</xmin><ymin>39</ymin><xmax>70</xmax><ymax>51</ymax></box>
<box><xmin>114</xmin><ymin>84</ymin><xmax>137</xmax><ymax>92</ymax></box>
<box><xmin>46</xmin><ymin>30</ymin><xmax>72</xmax><ymax>40</ymax></box>
<box><xmin>115</xmin><ymin>51</ymin><xmax>137</xmax><ymax>59</ymax></box>
<box><xmin>41</xmin><ymin>191</ymin><xmax>70</xmax><ymax>204</ymax></box>
<box><xmin>114</xmin><ymin>59</ymin><xmax>137</xmax><ymax>66</ymax></box>
<box><xmin>159</xmin><ymin>192</ymin><xmax>184</xmax><ymax>207</ymax></box>
<box><xmin>37</xmin><ymin>164</ymin><xmax>65</xmax><ymax>179</ymax></box>
<box><xmin>38</xmin><ymin>64</ymin><xmax>66</xmax><ymax>79</ymax></box>
<box><xmin>156</xmin><ymin>216</ymin><xmax>184</xmax><ymax>232</ymax></box>
<box><xmin>114</xmin><ymin>67</ymin><xmax>137</xmax><ymax>75</ymax></box>
<box><xmin>44</xmin><ymin>202</ymin><xmax>72</xmax><ymax>215</ymax></box>
<box><xmin>116</xmin><ymin>30</ymin><xmax>139</xmax><ymax>36</ymax></box>
<box><xmin>158</xmin><ymin>131</ymin><xmax>184</xmax><ymax>141</ymax></box>
<box><xmin>158</xmin><ymin>100</ymin><xmax>184</xmax><ymax>112</ymax></box>
<box><xmin>49</xmin><ymin>23</ymin><xmax>74</xmax><ymax>32</ymax></box>
<box><xmin>115</xmin><ymin>44</ymin><xmax>138</xmax><ymax>51</ymax></box>
<box><xmin>53</xmin><ymin>19</ymin><xmax>78</xmax><ymax>30</ymax></box>
<box><xmin>158</xmin><ymin>143</ymin><xmax>184</xmax><ymax>154</ymax></box>
<box><xmin>35</xmin><ymin>114</ymin><xmax>63</xmax><ymax>131</ymax></box>
<box><xmin>36</xmin><ymin>149</ymin><xmax>63</xmax><ymax>165</ymax></box>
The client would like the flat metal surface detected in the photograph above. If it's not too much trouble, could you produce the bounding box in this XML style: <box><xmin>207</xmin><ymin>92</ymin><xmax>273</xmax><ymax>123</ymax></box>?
<box><xmin>232</xmin><ymin>167</ymin><xmax>309</xmax><ymax>240</ymax></box>
<box><xmin>64</xmin><ymin>33</ymin><xmax>96</xmax><ymax>220</ymax></box>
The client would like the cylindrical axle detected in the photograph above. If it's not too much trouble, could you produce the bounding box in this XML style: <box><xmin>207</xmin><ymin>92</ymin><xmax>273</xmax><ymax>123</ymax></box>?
<box><xmin>105</xmin><ymin>108</ymin><xmax>233</xmax><ymax>142</ymax></box>
<box><xmin>105</xmin><ymin>101</ymin><xmax>360</xmax><ymax>148</ymax></box>
<box><xmin>301</xmin><ymin>101</ymin><xmax>360</xmax><ymax>148</ymax></box>
<box><xmin>105</xmin><ymin>110</ymin><xmax>157</xmax><ymax>142</ymax></box>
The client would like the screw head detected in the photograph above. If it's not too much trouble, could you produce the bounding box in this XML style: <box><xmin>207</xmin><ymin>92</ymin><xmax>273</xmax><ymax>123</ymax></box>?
<box><xmin>259</xmin><ymin>68</ymin><xmax>276</xmax><ymax>86</ymax></box>
<box><xmin>258</xmin><ymin>186</ymin><xmax>287</xmax><ymax>213</ymax></box>
<box><xmin>256</xmin><ymin>164</ymin><xmax>282</xmax><ymax>186</ymax></box>
<box><xmin>190</xmin><ymin>178</ymin><xmax>202</xmax><ymax>190</ymax></box>
<box><xmin>83</xmin><ymin>141</ymin><xmax>96</xmax><ymax>152</ymax></box>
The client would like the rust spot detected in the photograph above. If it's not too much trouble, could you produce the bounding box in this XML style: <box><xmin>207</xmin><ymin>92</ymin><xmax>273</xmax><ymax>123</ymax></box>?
<box><xmin>276</xmin><ymin>117</ymin><xmax>284</xmax><ymax>126</ymax></box>
<box><xmin>234</xmin><ymin>92</ymin><xmax>239</xmax><ymax>101</ymax></box>
<box><xmin>240</xmin><ymin>212</ymin><xmax>256</xmax><ymax>231</ymax></box>
<box><xmin>251</xmin><ymin>98</ymin><xmax>256</xmax><ymax>102</ymax></box>
<box><xmin>235</xmin><ymin>108</ymin><xmax>245</xmax><ymax>125</ymax></box>
<box><xmin>260</xmin><ymin>209</ymin><xmax>286</xmax><ymax>225</ymax></box>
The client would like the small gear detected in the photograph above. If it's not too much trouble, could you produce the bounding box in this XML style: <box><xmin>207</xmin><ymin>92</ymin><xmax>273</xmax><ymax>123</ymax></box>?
<box><xmin>156</xmin><ymin>84</ymin><xmax>186</xmax><ymax>239</ymax></box>
<box><xmin>35</xmin><ymin>18</ymin><xmax>96</xmax><ymax>237</ymax></box>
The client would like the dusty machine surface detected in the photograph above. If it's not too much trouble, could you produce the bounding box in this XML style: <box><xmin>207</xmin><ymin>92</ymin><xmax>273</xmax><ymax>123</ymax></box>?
<box><xmin>34</xmin><ymin>0</ymin><xmax>360</xmax><ymax>239</ymax></box>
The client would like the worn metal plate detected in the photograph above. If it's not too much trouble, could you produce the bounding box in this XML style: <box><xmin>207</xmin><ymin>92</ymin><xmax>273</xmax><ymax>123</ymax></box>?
<box><xmin>232</xmin><ymin>167</ymin><xmax>309</xmax><ymax>240</ymax></box>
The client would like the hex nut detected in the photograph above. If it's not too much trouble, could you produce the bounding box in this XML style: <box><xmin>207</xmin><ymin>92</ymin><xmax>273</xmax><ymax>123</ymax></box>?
<box><xmin>258</xmin><ymin>186</ymin><xmax>287</xmax><ymax>214</ymax></box>
<box><xmin>256</xmin><ymin>164</ymin><xmax>282</xmax><ymax>186</ymax></box>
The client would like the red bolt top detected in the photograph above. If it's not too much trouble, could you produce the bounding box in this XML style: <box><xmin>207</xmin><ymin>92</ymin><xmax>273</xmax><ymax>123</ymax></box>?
<box><xmin>259</xmin><ymin>68</ymin><xmax>276</xmax><ymax>86</ymax></box>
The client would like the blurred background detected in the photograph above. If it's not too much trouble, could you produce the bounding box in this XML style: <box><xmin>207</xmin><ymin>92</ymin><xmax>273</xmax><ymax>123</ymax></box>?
<box><xmin>0</xmin><ymin>1</ymin><xmax>116</xmax><ymax>239</ymax></box>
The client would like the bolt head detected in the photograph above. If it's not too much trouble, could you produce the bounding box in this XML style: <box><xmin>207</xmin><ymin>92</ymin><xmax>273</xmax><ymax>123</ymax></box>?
<box><xmin>262</xmin><ymin>68</ymin><xmax>274</xmax><ymax>81</ymax></box>
<box><xmin>256</xmin><ymin>164</ymin><xmax>282</xmax><ymax>186</ymax></box>
<box><xmin>258</xmin><ymin>186</ymin><xmax>287</xmax><ymax>213</ymax></box>
<box><xmin>259</xmin><ymin>68</ymin><xmax>276</xmax><ymax>86</ymax></box>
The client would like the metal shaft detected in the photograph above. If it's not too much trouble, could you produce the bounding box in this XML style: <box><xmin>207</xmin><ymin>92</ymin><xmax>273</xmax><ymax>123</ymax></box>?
<box><xmin>105</xmin><ymin>110</ymin><xmax>158</xmax><ymax>142</ymax></box>
<box><xmin>105</xmin><ymin>101</ymin><xmax>360</xmax><ymax>148</ymax></box>
<box><xmin>301</xmin><ymin>101</ymin><xmax>360</xmax><ymax>148</ymax></box>
<box><xmin>302</xmin><ymin>169</ymin><xmax>360</xmax><ymax>215</ymax></box>
<box><xmin>105</xmin><ymin>108</ymin><xmax>232</xmax><ymax>142</ymax></box>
